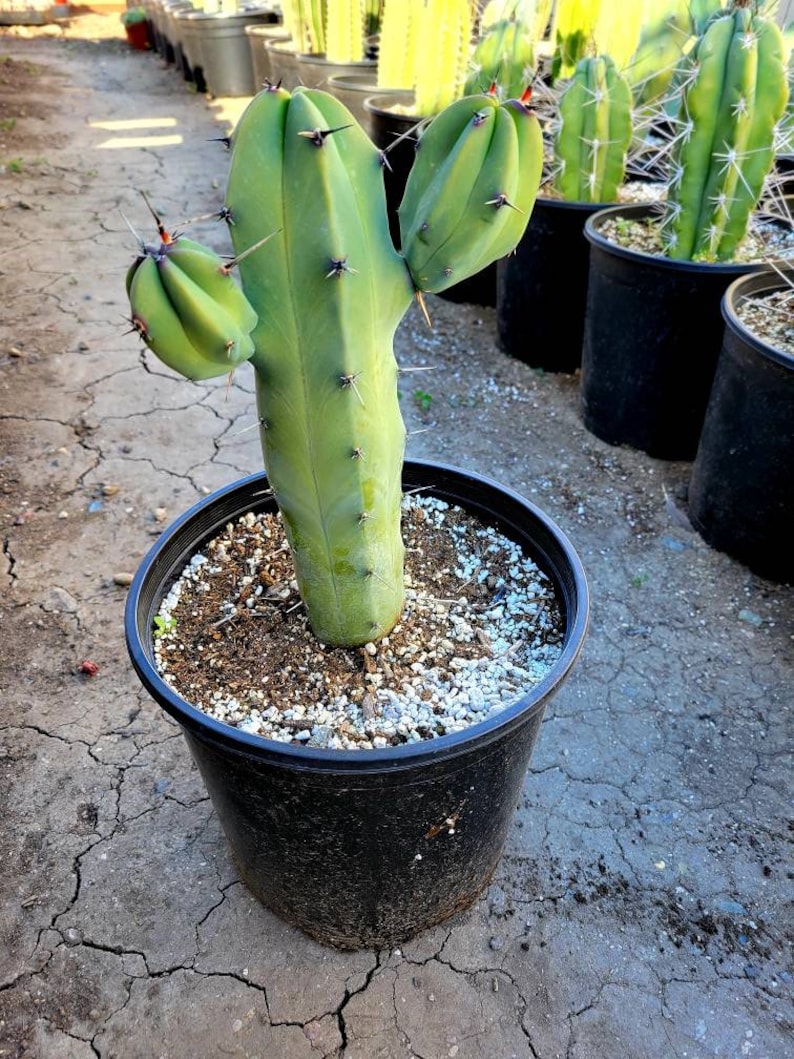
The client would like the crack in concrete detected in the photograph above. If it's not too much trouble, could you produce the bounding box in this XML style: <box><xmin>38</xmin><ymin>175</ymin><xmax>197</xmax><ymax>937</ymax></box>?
<box><xmin>336</xmin><ymin>950</ymin><xmax>383</xmax><ymax>1052</ymax></box>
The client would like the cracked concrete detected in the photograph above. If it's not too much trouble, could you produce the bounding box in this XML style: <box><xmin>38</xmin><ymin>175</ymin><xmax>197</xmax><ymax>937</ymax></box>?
<box><xmin>0</xmin><ymin>13</ymin><xmax>791</xmax><ymax>1058</ymax></box>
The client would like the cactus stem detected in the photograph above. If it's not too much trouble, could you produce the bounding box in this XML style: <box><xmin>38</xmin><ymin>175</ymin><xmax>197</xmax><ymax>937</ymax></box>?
<box><xmin>326</xmin><ymin>257</ymin><xmax>358</xmax><ymax>278</ymax></box>
<box><xmin>297</xmin><ymin>124</ymin><xmax>353</xmax><ymax>146</ymax></box>
<box><xmin>339</xmin><ymin>371</ymin><xmax>365</xmax><ymax>405</ymax></box>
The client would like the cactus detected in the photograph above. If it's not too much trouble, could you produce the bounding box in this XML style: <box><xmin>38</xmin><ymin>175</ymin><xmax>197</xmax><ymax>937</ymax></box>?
<box><xmin>325</xmin><ymin>0</ymin><xmax>365</xmax><ymax>63</ymax></box>
<box><xmin>551</xmin><ymin>0</ymin><xmax>645</xmax><ymax>81</ymax></box>
<box><xmin>625</xmin><ymin>0</ymin><xmax>693</xmax><ymax>108</ymax></box>
<box><xmin>376</xmin><ymin>0</ymin><xmax>472</xmax><ymax>115</ymax></box>
<box><xmin>124</xmin><ymin>86</ymin><xmax>542</xmax><ymax>646</ymax></box>
<box><xmin>281</xmin><ymin>0</ymin><xmax>327</xmax><ymax>54</ymax></box>
<box><xmin>127</xmin><ymin>235</ymin><xmax>258</xmax><ymax>381</ymax></box>
<box><xmin>662</xmin><ymin>0</ymin><xmax>788</xmax><ymax>262</ymax></box>
<box><xmin>464</xmin><ymin>17</ymin><xmax>537</xmax><ymax>101</ymax></box>
<box><xmin>552</xmin><ymin>54</ymin><xmax>634</xmax><ymax>203</ymax></box>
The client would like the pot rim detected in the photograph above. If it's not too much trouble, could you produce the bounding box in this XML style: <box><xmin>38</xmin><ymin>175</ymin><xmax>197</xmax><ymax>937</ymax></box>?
<box><xmin>125</xmin><ymin>460</ymin><xmax>589</xmax><ymax>773</ymax></box>
<box><xmin>363</xmin><ymin>93</ymin><xmax>418</xmax><ymax>121</ymax></box>
<box><xmin>722</xmin><ymin>267</ymin><xmax>794</xmax><ymax>370</ymax></box>
<box><xmin>584</xmin><ymin>202</ymin><xmax>768</xmax><ymax>275</ymax></box>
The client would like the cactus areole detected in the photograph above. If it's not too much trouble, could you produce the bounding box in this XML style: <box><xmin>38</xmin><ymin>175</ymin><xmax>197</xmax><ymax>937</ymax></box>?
<box><xmin>129</xmin><ymin>86</ymin><xmax>542</xmax><ymax>646</ymax></box>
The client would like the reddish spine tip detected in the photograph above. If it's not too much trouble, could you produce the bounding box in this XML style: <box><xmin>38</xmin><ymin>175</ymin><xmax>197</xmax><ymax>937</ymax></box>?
<box><xmin>520</xmin><ymin>86</ymin><xmax>533</xmax><ymax>105</ymax></box>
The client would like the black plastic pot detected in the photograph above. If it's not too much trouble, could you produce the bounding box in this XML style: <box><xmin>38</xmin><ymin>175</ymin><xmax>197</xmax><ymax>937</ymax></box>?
<box><xmin>126</xmin><ymin>460</ymin><xmax>588</xmax><ymax>950</ymax></box>
<box><xmin>688</xmin><ymin>270</ymin><xmax>794</xmax><ymax>582</ymax></box>
<box><xmin>364</xmin><ymin>93</ymin><xmax>419</xmax><ymax>247</ymax></box>
<box><xmin>581</xmin><ymin>204</ymin><xmax>760</xmax><ymax>460</ymax></box>
<box><xmin>497</xmin><ymin>196</ymin><xmax>616</xmax><ymax>372</ymax></box>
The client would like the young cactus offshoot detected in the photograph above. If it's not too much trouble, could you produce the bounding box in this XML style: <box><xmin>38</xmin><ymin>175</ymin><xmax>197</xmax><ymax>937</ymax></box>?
<box><xmin>127</xmin><ymin>85</ymin><xmax>543</xmax><ymax>646</ymax></box>
<box><xmin>126</xmin><ymin>200</ymin><xmax>259</xmax><ymax>381</ymax></box>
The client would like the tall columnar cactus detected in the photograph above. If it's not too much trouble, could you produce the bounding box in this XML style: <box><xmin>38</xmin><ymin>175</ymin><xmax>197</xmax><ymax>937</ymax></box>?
<box><xmin>139</xmin><ymin>85</ymin><xmax>541</xmax><ymax>647</ymax></box>
<box><xmin>281</xmin><ymin>0</ymin><xmax>327</xmax><ymax>54</ymax></box>
<box><xmin>551</xmin><ymin>0</ymin><xmax>645</xmax><ymax>81</ymax></box>
<box><xmin>376</xmin><ymin>0</ymin><xmax>472</xmax><ymax>115</ymax></box>
<box><xmin>552</xmin><ymin>54</ymin><xmax>634</xmax><ymax>203</ymax></box>
<box><xmin>662</xmin><ymin>0</ymin><xmax>788</xmax><ymax>262</ymax></box>
<box><xmin>325</xmin><ymin>0</ymin><xmax>365</xmax><ymax>63</ymax></box>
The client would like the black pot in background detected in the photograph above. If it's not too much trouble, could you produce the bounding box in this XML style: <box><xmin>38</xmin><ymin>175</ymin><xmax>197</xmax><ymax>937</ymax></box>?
<box><xmin>364</xmin><ymin>93</ymin><xmax>419</xmax><ymax>248</ymax></box>
<box><xmin>688</xmin><ymin>270</ymin><xmax>794</xmax><ymax>582</ymax></box>
<box><xmin>497</xmin><ymin>196</ymin><xmax>617</xmax><ymax>372</ymax></box>
<box><xmin>126</xmin><ymin>461</ymin><xmax>589</xmax><ymax>950</ymax></box>
<box><xmin>581</xmin><ymin>204</ymin><xmax>760</xmax><ymax>461</ymax></box>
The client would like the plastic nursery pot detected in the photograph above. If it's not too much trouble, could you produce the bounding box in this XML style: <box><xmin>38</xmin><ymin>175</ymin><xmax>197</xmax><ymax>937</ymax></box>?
<box><xmin>265</xmin><ymin>37</ymin><xmax>299</xmax><ymax>90</ymax></box>
<box><xmin>328</xmin><ymin>75</ymin><xmax>404</xmax><ymax>135</ymax></box>
<box><xmin>124</xmin><ymin>19</ymin><xmax>151</xmax><ymax>51</ymax></box>
<box><xmin>190</xmin><ymin>8</ymin><xmax>278</xmax><ymax>98</ymax></box>
<box><xmin>497</xmin><ymin>196</ymin><xmax>618</xmax><ymax>373</ymax></box>
<box><xmin>688</xmin><ymin>270</ymin><xmax>794</xmax><ymax>583</ymax></box>
<box><xmin>363</xmin><ymin>93</ymin><xmax>419</xmax><ymax>248</ymax></box>
<box><xmin>126</xmin><ymin>460</ymin><xmax>589</xmax><ymax>950</ymax></box>
<box><xmin>581</xmin><ymin>203</ymin><xmax>762</xmax><ymax>461</ymax></box>
<box><xmin>245</xmin><ymin>25</ymin><xmax>289</xmax><ymax>91</ymax></box>
<box><xmin>173</xmin><ymin>9</ymin><xmax>205</xmax><ymax>89</ymax></box>
<box><xmin>296</xmin><ymin>53</ymin><xmax>377</xmax><ymax>91</ymax></box>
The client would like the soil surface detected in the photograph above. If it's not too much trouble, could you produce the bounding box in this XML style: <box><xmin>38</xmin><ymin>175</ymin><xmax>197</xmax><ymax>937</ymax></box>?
<box><xmin>1</xmin><ymin>12</ymin><xmax>792</xmax><ymax>1059</ymax></box>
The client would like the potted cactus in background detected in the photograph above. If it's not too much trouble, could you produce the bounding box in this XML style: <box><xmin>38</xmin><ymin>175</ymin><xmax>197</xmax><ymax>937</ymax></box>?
<box><xmin>123</xmin><ymin>84</ymin><xmax>588</xmax><ymax>949</ymax></box>
<box><xmin>497</xmin><ymin>50</ymin><xmax>636</xmax><ymax>370</ymax></box>
<box><xmin>688</xmin><ymin>265</ymin><xmax>794</xmax><ymax>582</ymax></box>
<box><xmin>121</xmin><ymin>5</ymin><xmax>152</xmax><ymax>50</ymax></box>
<box><xmin>580</xmin><ymin>0</ymin><xmax>791</xmax><ymax>460</ymax></box>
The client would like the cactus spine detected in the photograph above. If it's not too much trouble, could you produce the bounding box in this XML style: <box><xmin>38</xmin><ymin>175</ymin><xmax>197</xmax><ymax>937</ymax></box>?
<box><xmin>553</xmin><ymin>55</ymin><xmax>634</xmax><ymax>203</ymax></box>
<box><xmin>662</xmin><ymin>0</ymin><xmax>788</xmax><ymax>262</ymax></box>
<box><xmin>218</xmin><ymin>86</ymin><xmax>542</xmax><ymax>645</ymax></box>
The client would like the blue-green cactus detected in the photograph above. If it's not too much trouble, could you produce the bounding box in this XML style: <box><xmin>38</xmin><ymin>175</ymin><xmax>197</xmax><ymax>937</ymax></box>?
<box><xmin>126</xmin><ymin>86</ymin><xmax>544</xmax><ymax>645</ymax></box>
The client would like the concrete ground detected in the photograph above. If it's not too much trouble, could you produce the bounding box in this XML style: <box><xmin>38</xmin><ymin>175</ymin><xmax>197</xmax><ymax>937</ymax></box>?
<box><xmin>0</xmin><ymin>13</ymin><xmax>791</xmax><ymax>1059</ymax></box>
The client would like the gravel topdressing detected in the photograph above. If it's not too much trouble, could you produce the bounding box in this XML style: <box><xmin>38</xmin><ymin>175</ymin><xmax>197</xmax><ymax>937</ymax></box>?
<box><xmin>153</xmin><ymin>494</ymin><xmax>565</xmax><ymax>750</ymax></box>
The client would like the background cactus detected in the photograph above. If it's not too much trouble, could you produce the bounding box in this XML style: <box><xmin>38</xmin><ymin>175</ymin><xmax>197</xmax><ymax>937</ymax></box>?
<box><xmin>202</xmin><ymin>86</ymin><xmax>541</xmax><ymax>646</ymax></box>
<box><xmin>376</xmin><ymin>0</ymin><xmax>472</xmax><ymax>115</ymax></box>
<box><xmin>661</xmin><ymin>0</ymin><xmax>788</xmax><ymax>262</ymax></box>
<box><xmin>552</xmin><ymin>54</ymin><xmax>634</xmax><ymax>203</ymax></box>
<box><xmin>325</xmin><ymin>0</ymin><xmax>366</xmax><ymax>63</ymax></box>
<box><xmin>464</xmin><ymin>16</ymin><xmax>537</xmax><ymax>101</ymax></box>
